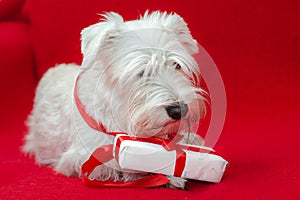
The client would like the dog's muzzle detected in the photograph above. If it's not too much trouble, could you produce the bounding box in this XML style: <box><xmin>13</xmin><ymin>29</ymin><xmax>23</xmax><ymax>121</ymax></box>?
<box><xmin>166</xmin><ymin>103</ymin><xmax>188</xmax><ymax>120</ymax></box>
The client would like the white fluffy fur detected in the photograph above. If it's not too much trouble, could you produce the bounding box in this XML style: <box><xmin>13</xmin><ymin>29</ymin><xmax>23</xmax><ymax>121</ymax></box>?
<box><xmin>22</xmin><ymin>11</ymin><xmax>206</xmax><ymax>189</ymax></box>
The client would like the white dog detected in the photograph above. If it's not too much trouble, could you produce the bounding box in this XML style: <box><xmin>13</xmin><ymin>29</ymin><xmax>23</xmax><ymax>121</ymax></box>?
<box><xmin>22</xmin><ymin>11</ymin><xmax>206</xmax><ymax>189</ymax></box>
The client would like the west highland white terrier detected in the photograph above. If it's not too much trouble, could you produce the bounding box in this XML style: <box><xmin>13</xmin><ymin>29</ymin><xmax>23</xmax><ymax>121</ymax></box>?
<box><xmin>22</xmin><ymin>11</ymin><xmax>207</xmax><ymax>189</ymax></box>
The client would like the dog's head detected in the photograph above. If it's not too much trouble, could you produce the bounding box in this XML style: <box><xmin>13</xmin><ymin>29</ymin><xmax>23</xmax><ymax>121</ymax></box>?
<box><xmin>81</xmin><ymin>11</ymin><xmax>206</xmax><ymax>138</ymax></box>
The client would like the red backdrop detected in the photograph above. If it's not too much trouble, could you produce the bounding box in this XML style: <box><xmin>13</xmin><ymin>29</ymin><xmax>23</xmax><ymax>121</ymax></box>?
<box><xmin>0</xmin><ymin>0</ymin><xmax>299</xmax><ymax>199</ymax></box>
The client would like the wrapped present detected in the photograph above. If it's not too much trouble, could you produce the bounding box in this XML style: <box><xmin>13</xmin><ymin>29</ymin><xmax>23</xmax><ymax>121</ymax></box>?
<box><xmin>113</xmin><ymin>134</ymin><xmax>228</xmax><ymax>183</ymax></box>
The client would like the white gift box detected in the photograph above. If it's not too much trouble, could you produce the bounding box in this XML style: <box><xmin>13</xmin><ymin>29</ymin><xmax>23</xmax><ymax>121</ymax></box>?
<box><xmin>113</xmin><ymin>134</ymin><xmax>228</xmax><ymax>183</ymax></box>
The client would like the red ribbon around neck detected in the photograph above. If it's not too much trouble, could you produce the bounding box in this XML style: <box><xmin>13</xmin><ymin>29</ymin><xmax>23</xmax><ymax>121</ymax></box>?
<box><xmin>75</xmin><ymin>71</ymin><xmax>215</xmax><ymax>187</ymax></box>
<box><xmin>75</xmin><ymin>72</ymin><xmax>171</xmax><ymax>187</ymax></box>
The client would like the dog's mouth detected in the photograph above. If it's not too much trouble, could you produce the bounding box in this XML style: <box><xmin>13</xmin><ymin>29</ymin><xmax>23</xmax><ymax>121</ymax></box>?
<box><xmin>128</xmin><ymin>99</ymin><xmax>203</xmax><ymax>138</ymax></box>
<box><xmin>132</xmin><ymin>117</ymin><xmax>193</xmax><ymax>139</ymax></box>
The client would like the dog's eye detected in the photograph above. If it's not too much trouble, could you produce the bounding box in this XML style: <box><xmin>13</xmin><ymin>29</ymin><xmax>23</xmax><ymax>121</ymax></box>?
<box><xmin>137</xmin><ymin>70</ymin><xmax>145</xmax><ymax>77</ymax></box>
<box><xmin>174</xmin><ymin>63</ymin><xmax>182</xmax><ymax>70</ymax></box>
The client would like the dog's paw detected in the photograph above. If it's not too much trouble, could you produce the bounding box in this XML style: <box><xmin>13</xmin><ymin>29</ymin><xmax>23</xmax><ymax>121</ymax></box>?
<box><xmin>121</xmin><ymin>171</ymin><xmax>149</xmax><ymax>182</ymax></box>
<box><xmin>55</xmin><ymin>150</ymin><xmax>82</xmax><ymax>177</ymax></box>
<box><xmin>166</xmin><ymin>176</ymin><xmax>187</xmax><ymax>189</ymax></box>
<box><xmin>87</xmin><ymin>165</ymin><xmax>123</xmax><ymax>181</ymax></box>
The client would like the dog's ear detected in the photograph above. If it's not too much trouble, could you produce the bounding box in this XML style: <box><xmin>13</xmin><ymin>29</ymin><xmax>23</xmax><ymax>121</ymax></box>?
<box><xmin>81</xmin><ymin>12</ymin><xmax>124</xmax><ymax>69</ymax></box>
<box><xmin>170</xmin><ymin>13</ymin><xmax>199</xmax><ymax>54</ymax></box>
<box><xmin>143</xmin><ymin>11</ymin><xmax>198</xmax><ymax>54</ymax></box>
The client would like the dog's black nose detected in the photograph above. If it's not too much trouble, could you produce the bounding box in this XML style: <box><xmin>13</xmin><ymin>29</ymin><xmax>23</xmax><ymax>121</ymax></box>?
<box><xmin>166</xmin><ymin>104</ymin><xmax>188</xmax><ymax>120</ymax></box>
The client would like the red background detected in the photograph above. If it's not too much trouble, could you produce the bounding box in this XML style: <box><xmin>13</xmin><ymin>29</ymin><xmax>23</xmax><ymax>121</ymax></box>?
<box><xmin>0</xmin><ymin>0</ymin><xmax>299</xmax><ymax>199</ymax></box>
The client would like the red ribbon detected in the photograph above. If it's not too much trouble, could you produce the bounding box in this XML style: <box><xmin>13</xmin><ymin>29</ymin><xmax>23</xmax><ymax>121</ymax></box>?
<box><xmin>81</xmin><ymin>133</ymin><xmax>217</xmax><ymax>187</ymax></box>
<box><xmin>75</xmin><ymin>72</ymin><xmax>214</xmax><ymax>187</ymax></box>
<box><xmin>75</xmin><ymin>72</ymin><xmax>170</xmax><ymax>187</ymax></box>
<box><xmin>81</xmin><ymin>135</ymin><xmax>186</xmax><ymax>187</ymax></box>
<box><xmin>174</xmin><ymin>149</ymin><xmax>186</xmax><ymax>177</ymax></box>
<box><xmin>74</xmin><ymin>73</ymin><xmax>108</xmax><ymax>134</ymax></box>
<box><xmin>81</xmin><ymin>144</ymin><xmax>170</xmax><ymax>187</ymax></box>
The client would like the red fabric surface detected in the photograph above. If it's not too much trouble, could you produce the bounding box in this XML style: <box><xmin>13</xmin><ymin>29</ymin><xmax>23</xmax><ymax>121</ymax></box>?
<box><xmin>0</xmin><ymin>0</ymin><xmax>25</xmax><ymax>21</ymax></box>
<box><xmin>1</xmin><ymin>0</ymin><xmax>300</xmax><ymax>199</ymax></box>
<box><xmin>0</xmin><ymin>22</ymin><xmax>35</xmax><ymax>121</ymax></box>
